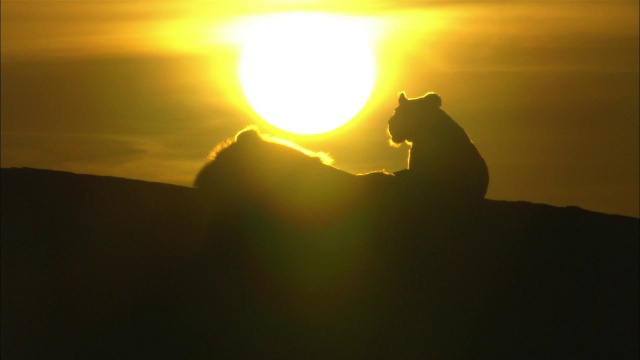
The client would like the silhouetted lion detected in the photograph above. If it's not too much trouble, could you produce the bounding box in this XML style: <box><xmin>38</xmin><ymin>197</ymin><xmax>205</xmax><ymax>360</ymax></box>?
<box><xmin>194</xmin><ymin>127</ymin><xmax>394</xmax><ymax>228</ymax></box>
<box><xmin>388</xmin><ymin>92</ymin><xmax>489</xmax><ymax>201</ymax></box>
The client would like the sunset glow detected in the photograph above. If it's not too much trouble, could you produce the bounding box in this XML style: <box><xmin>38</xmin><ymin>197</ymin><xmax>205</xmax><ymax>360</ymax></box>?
<box><xmin>238</xmin><ymin>13</ymin><xmax>376</xmax><ymax>135</ymax></box>
<box><xmin>1</xmin><ymin>2</ymin><xmax>638</xmax><ymax>217</ymax></box>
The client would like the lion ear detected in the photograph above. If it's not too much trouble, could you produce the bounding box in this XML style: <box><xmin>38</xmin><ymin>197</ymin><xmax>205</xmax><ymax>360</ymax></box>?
<box><xmin>398</xmin><ymin>92</ymin><xmax>408</xmax><ymax>105</ymax></box>
<box><xmin>423</xmin><ymin>92</ymin><xmax>442</xmax><ymax>108</ymax></box>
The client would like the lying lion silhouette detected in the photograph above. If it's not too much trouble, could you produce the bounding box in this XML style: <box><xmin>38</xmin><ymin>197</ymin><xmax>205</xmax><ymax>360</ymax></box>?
<box><xmin>388</xmin><ymin>92</ymin><xmax>489</xmax><ymax>201</ymax></box>
<box><xmin>194</xmin><ymin>127</ymin><xmax>394</xmax><ymax>228</ymax></box>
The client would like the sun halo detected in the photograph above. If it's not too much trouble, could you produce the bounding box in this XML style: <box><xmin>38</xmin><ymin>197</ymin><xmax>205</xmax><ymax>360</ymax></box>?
<box><xmin>238</xmin><ymin>13</ymin><xmax>376</xmax><ymax>135</ymax></box>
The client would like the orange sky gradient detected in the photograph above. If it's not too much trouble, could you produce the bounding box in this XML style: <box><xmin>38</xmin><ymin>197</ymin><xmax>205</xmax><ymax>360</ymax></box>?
<box><xmin>1</xmin><ymin>1</ymin><xmax>638</xmax><ymax>217</ymax></box>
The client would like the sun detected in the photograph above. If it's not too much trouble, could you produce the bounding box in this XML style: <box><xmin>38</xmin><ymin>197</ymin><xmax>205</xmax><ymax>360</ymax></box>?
<box><xmin>239</xmin><ymin>13</ymin><xmax>376</xmax><ymax>135</ymax></box>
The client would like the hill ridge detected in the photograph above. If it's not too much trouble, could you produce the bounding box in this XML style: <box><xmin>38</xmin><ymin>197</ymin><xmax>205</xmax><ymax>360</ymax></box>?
<box><xmin>1</xmin><ymin>166</ymin><xmax>638</xmax><ymax>359</ymax></box>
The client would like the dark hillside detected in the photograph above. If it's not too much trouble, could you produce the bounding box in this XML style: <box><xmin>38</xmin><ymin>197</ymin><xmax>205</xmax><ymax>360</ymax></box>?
<box><xmin>1</xmin><ymin>168</ymin><xmax>208</xmax><ymax>359</ymax></box>
<box><xmin>1</xmin><ymin>167</ymin><xmax>638</xmax><ymax>359</ymax></box>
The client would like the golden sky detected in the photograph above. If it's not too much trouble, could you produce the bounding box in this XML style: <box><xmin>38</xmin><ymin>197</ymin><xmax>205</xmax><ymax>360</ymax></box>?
<box><xmin>1</xmin><ymin>1</ymin><xmax>638</xmax><ymax>217</ymax></box>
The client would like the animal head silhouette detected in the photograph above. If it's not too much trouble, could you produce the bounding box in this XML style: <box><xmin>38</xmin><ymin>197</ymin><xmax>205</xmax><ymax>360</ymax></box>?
<box><xmin>388</xmin><ymin>92</ymin><xmax>444</xmax><ymax>145</ymax></box>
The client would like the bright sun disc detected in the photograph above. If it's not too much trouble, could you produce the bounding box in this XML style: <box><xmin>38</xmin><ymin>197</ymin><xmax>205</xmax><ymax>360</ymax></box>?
<box><xmin>239</xmin><ymin>13</ymin><xmax>376</xmax><ymax>135</ymax></box>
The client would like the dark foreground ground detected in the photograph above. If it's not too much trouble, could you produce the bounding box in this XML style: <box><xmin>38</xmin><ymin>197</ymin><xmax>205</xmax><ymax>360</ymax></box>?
<box><xmin>2</xmin><ymin>168</ymin><xmax>638</xmax><ymax>359</ymax></box>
